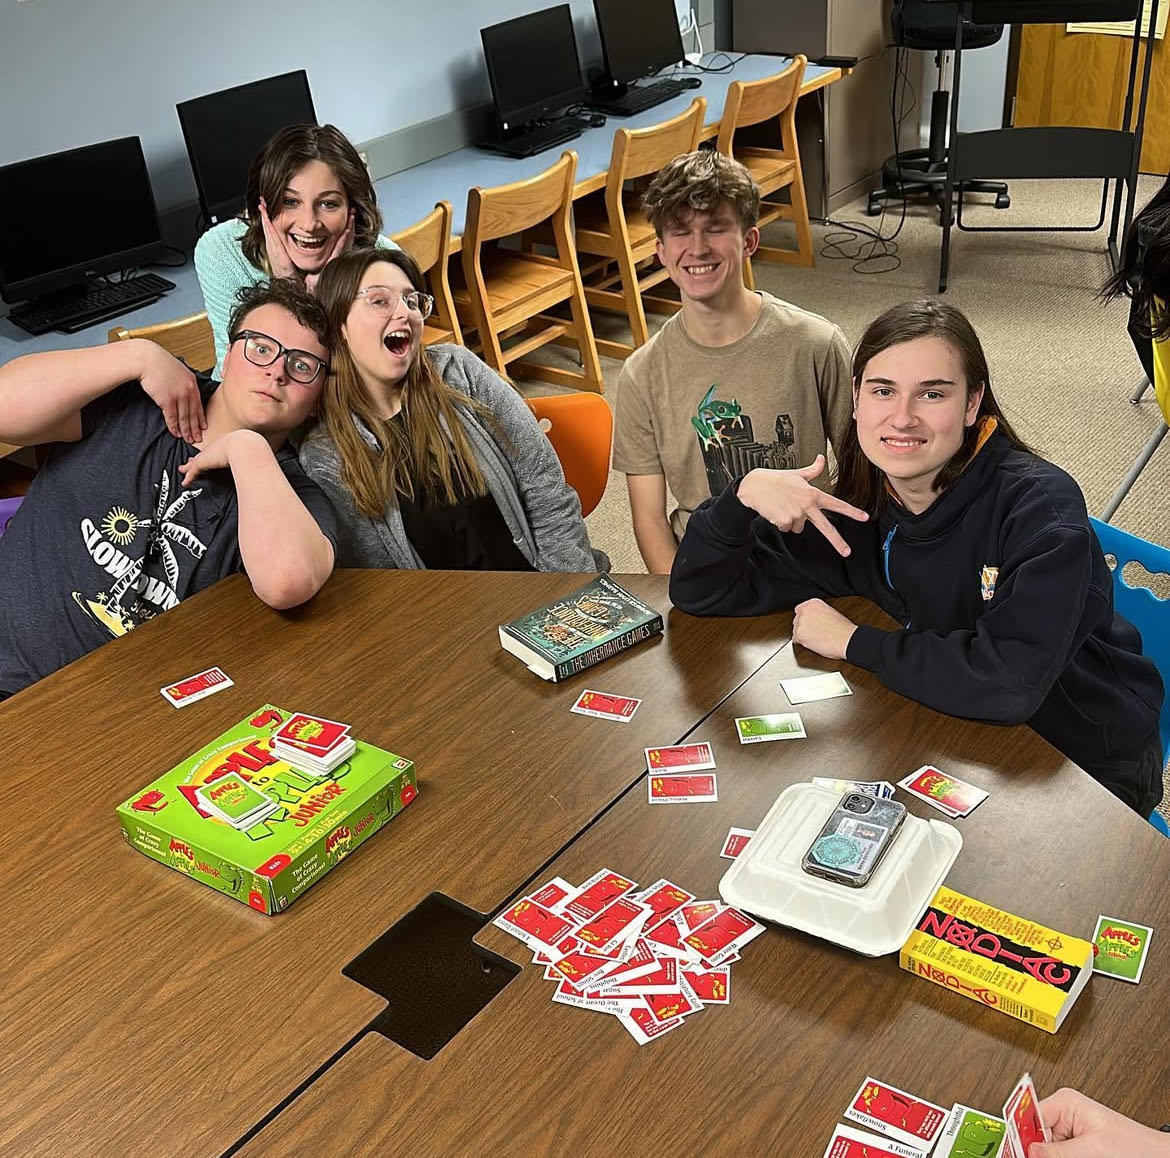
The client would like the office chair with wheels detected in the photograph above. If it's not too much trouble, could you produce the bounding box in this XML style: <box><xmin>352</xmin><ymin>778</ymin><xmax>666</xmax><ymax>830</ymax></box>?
<box><xmin>867</xmin><ymin>0</ymin><xmax>1010</xmax><ymax>224</ymax></box>
<box><xmin>1089</xmin><ymin>517</ymin><xmax>1170</xmax><ymax>834</ymax></box>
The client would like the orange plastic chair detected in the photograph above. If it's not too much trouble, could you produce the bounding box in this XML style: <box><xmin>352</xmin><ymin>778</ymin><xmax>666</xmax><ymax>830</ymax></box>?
<box><xmin>526</xmin><ymin>392</ymin><xmax>613</xmax><ymax>517</ymax></box>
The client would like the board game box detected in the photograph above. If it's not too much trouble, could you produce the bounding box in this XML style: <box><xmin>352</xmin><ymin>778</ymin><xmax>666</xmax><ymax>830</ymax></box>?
<box><xmin>899</xmin><ymin>886</ymin><xmax>1093</xmax><ymax>1033</ymax></box>
<box><xmin>116</xmin><ymin>704</ymin><xmax>417</xmax><ymax>914</ymax></box>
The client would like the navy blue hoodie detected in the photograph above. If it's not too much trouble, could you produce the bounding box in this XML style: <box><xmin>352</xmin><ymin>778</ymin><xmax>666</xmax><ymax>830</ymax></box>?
<box><xmin>670</xmin><ymin>430</ymin><xmax>1164</xmax><ymax>806</ymax></box>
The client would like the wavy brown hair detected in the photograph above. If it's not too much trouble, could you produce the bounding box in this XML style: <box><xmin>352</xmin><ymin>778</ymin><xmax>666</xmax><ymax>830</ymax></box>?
<box><xmin>642</xmin><ymin>149</ymin><xmax>761</xmax><ymax>236</ymax></box>
<box><xmin>239</xmin><ymin>124</ymin><xmax>382</xmax><ymax>273</ymax></box>
<box><xmin>835</xmin><ymin>299</ymin><xmax>1033</xmax><ymax>512</ymax></box>
<box><xmin>311</xmin><ymin>248</ymin><xmax>492</xmax><ymax>518</ymax></box>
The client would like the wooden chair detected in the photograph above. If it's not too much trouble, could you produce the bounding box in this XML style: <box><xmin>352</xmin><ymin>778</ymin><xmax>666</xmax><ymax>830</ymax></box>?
<box><xmin>526</xmin><ymin>392</ymin><xmax>613</xmax><ymax>518</ymax></box>
<box><xmin>456</xmin><ymin>151</ymin><xmax>604</xmax><ymax>394</ymax></box>
<box><xmin>715</xmin><ymin>55</ymin><xmax>814</xmax><ymax>283</ymax></box>
<box><xmin>389</xmin><ymin>200</ymin><xmax>463</xmax><ymax>346</ymax></box>
<box><xmin>108</xmin><ymin>311</ymin><xmax>216</xmax><ymax>373</ymax></box>
<box><xmin>574</xmin><ymin>98</ymin><xmax>706</xmax><ymax>360</ymax></box>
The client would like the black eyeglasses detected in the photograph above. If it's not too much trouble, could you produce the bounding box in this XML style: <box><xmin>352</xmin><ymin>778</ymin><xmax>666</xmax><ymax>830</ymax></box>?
<box><xmin>230</xmin><ymin>330</ymin><xmax>329</xmax><ymax>385</ymax></box>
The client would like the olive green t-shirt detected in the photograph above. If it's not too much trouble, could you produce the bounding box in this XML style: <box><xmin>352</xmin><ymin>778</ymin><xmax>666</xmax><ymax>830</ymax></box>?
<box><xmin>613</xmin><ymin>292</ymin><xmax>853</xmax><ymax>540</ymax></box>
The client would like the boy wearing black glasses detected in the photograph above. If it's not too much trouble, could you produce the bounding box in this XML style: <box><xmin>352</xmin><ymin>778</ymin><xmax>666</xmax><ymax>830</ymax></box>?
<box><xmin>0</xmin><ymin>279</ymin><xmax>338</xmax><ymax>698</ymax></box>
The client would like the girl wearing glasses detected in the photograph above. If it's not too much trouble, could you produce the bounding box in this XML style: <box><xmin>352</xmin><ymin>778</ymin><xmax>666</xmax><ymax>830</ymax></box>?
<box><xmin>300</xmin><ymin>247</ymin><xmax>603</xmax><ymax>572</ymax></box>
<box><xmin>195</xmin><ymin>123</ymin><xmax>397</xmax><ymax>377</ymax></box>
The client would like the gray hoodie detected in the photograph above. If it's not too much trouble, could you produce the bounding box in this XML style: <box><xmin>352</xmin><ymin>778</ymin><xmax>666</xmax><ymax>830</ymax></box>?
<box><xmin>299</xmin><ymin>344</ymin><xmax>606</xmax><ymax>572</ymax></box>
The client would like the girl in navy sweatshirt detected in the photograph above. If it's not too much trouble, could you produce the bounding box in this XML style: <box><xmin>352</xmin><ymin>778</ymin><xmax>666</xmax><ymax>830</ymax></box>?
<box><xmin>670</xmin><ymin>299</ymin><xmax>1164</xmax><ymax>815</ymax></box>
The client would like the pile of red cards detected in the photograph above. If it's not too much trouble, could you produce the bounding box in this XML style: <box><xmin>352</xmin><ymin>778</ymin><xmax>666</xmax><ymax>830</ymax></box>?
<box><xmin>645</xmin><ymin>742</ymin><xmax>718</xmax><ymax>804</ymax></box>
<box><xmin>270</xmin><ymin>712</ymin><xmax>355</xmax><ymax>776</ymax></box>
<box><xmin>492</xmin><ymin>868</ymin><xmax>766</xmax><ymax>1044</ymax></box>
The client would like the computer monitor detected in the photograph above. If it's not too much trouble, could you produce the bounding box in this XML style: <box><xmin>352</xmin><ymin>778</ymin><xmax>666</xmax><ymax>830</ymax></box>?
<box><xmin>594</xmin><ymin>0</ymin><xmax>685</xmax><ymax>86</ymax></box>
<box><xmin>177</xmin><ymin>70</ymin><xmax>317</xmax><ymax>225</ymax></box>
<box><xmin>0</xmin><ymin>136</ymin><xmax>165</xmax><ymax>305</ymax></box>
<box><xmin>480</xmin><ymin>5</ymin><xmax>586</xmax><ymax>133</ymax></box>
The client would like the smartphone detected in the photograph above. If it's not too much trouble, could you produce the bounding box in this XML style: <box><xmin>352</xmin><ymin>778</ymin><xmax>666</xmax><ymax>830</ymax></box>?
<box><xmin>801</xmin><ymin>792</ymin><xmax>907</xmax><ymax>888</ymax></box>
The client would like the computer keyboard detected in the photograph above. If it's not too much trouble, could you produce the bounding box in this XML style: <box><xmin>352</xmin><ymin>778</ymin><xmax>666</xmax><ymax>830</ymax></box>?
<box><xmin>8</xmin><ymin>272</ymin><xmax>176</xmax><ymax>336</ymax></box>
<box><xmin>476</xmin><ymin>116</ymin><xmax>584</xmax><ymax>159</ymax></box>
<box><xmin>586</xmin><ymin>77</ymin><xmax>692</xmax><ymax>117</ymax></box>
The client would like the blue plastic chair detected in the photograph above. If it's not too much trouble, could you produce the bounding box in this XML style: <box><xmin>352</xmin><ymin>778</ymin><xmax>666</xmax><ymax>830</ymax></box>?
<box><xmin>1089</xmin><ymin>517</ymin><xmax>1170</xmax><ymax>833</ymax></box>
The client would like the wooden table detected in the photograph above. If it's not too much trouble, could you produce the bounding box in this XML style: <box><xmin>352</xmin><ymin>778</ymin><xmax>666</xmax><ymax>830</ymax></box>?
<box><xmin>239</xmin><ymin>599</ymin><xmax>1170</xmax><ymax>1156</ymax></box>
<box><xmin>0</xmin><ymin>570</ymin><xmax>789</xmax><ymax>1158</ymax></box>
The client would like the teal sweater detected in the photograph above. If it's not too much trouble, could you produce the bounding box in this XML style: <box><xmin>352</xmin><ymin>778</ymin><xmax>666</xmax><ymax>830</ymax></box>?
<box><xmin>193</xmin><ymin>219</ymin><xmax>398</xmax><ymax>376</ymax></box>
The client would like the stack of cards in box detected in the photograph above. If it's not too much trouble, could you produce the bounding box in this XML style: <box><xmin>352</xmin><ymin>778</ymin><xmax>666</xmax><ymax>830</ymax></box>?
<box><xmin>271</xmin><ymin>712</ymin><xmax>355</xmax><ymax>776</ymax></box>
<box><xmin>492</xmin><ymin>867</ymin><xmax>766</xmax><ymax>1044</ymax></box>
<box><xmin>195</xmin><ymin>774</ymin><xmax>279</xmax><ymax>831</ymax></box>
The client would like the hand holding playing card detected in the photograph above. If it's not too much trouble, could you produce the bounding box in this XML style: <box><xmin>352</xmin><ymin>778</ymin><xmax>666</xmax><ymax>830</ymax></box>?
<box><xmin>792</xmin><ymin>598</ymin><xmax>858</xmax><ymax>661</ymax></box>
<box><xmin>1029</xmin><ymin>1088</ymin><xmax>1170</xmax><ymax>1158</ymax></box>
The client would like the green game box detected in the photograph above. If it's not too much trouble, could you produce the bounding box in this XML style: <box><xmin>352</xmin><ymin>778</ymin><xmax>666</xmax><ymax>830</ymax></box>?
<box><xmin>116</xmin><ymin>704</ymin><xmax>417</xmax><ymax>914</ymax></box>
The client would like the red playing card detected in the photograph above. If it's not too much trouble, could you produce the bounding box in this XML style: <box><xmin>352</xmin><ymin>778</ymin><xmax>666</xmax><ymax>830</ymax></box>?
<box><xmin>493</xmin><ymin>897</ymin><xmax>577</xmax><ymax>954</ymax></box>
<box><xmin>644</xmin><ymin>742</ymin><xmax>716</xmax><ymax>771</ymax></box>
<box><xmin>551</xmin><ymin>949</ymin><xmax>621</xmax><ymax>992</ymax></box>
<box><xmin>570</xmin><ymin>690</ymin><xmax>641</xmax><ymax>721</ymax></box>
<box><xmin>160</xmin><ymin>666</ymin><xmax>233</xmax><ymax>708</ymax></box>
<box><xmin>574</xmin><ymin>897</ymin><xmax>651</xmax><ymax>956</ymax></box>
<box><xmin>530</xmin><ymin>877</ymin><xmax>573</xmax><ymax>908</ymax></box>
<box><xmin>632</xmin><ymin>880</ymin><xmax>695</xmax><ymax>932</ymax></box>
<box><xmin>1004</xmin><ymin>1073</ymin><xmax>1049</xmax><ymax>1155</ymax></box>
<box><xmin>720</xmin><ymin>828</ymin><xmax>755</xmax><ymax>859</ymax></box>
<box><xmin>645</xmin><ymin>913</ymin><xmax>685</xmax><ymax>953</ymax></box>
<box><xmin>680</xmin><ymin>901</ymin><xmax>723</xmax><ymax>932</ymax></box>
<box><xmin>557</xmin><ymin>868</ymin><xmax>637</xmax><ymax>921</ymax></box>
<box><xmin>681</xmin><ymin>907</ymin><xmax>765</xmax><ymax>966</ymax></box>
<box><xmin>643</xmin><ymin>989</ymin><xmax>698</xmax><ymax>1023</ymax></box>
<box><xmin>898</xmin><ymin>765</ymin><xmax>988</xmax><ymax>816</ymax></box>
<box><xmin>647</xmin><ymin>773</ymin><xmax>717</xmax><ymax>802</ymax></box>
<box><xmin>821</xmin><ymin>1125</ymin><xmax>923</xmax><ymax>1158</ymax></box>
<box><xmin>845</xmin><ymin>1077</ymin><xmax>948</xmax><ymax>1150</ymax></box>
<box><xmin>682</xmin><ymin>967</ymin><xmax>730</xmax><ymax>1004</ymax></box>
<box><xmin>274</xmin><ymin>713</ymin><xmax>350</xmax><ymax>756</ymax></box>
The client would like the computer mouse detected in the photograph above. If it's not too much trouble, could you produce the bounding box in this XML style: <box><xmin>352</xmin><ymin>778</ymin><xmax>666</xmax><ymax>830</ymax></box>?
<box><xmin>588</xmin><ymin>113</ymin><xmax>607</xmax><ymax>128</ymax></box>
<box><xmin>680</xmin><ymin>76</ymin><xmax>702</xmax><ymax>89</ymax></box>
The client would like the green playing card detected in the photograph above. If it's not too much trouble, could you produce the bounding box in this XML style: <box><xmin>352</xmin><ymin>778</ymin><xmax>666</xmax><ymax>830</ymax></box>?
<box><xmin>1092</xmin><ymin>915</ymin><xmax>1153</xmax><ymax>983</ymax></box>
<box><xmin>934</xmin><ymin>1104</ymin><xmax>1006</xmax><ymax>1158</ymax></box>
<box><xmin>734</xmin><ymin>712</ymin><xmax>806</xmax><ymax>744</ymax></box>
<box><xmin>197</xmin><ymin>776</ymin><xmax>274</xmax><ymax>826</ymax></box>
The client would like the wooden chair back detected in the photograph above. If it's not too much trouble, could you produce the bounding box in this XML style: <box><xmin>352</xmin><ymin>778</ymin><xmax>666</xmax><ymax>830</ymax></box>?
<box><xmin>466</xmin><ymin>152</ymin><xmax>577</xmax><ymax>247</ymax></box>
<box><xmin>108</xmin><ymin>312</ymin><xmax>216</xmax><ymax>374</ymax></box>
<box><xmin>390</xmin><ymin>200</ymin><xmax>463</xmax><ymax>346</ymax></box>
<box><xmin>526</xmin><ymin>392</ymin><xmax>613</xmax><ymax>517</ymax></box>
<box><xmin>716</xmin><ymin>56</ymin><xmax>806</xmax><ymax>155</ymax></box>
<box><xmin>606</xmin><ymin>97</ymin><xmax>707</xmax><ymax>212</ymax></box>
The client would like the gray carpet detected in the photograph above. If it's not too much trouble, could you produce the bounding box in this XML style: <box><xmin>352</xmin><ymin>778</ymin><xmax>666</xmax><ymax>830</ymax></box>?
<box><xmin>515</xmin><ymin>174</ymin><xmax>1170</xmax><ymax>813</ymax></box>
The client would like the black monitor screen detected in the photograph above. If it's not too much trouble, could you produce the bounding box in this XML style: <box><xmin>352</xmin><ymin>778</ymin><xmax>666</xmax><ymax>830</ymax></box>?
<box><xmin>481</xmin><ymin>5</ymin><xmax>585</xmax><ymax>131</ymax></box>
<box><xmin>0</xmin><ymin>136</ymin><xmax>163</xmax><ymax>303</ymax></box>
<box><xmin>595</xmin><ymin>0</ymin><xmax>684</xmax><ymax>84</ymax></box>
<box><xmin>177</xmin><ymin>70</ymin><xmax>316</xmax><ymax>225</ymax></box>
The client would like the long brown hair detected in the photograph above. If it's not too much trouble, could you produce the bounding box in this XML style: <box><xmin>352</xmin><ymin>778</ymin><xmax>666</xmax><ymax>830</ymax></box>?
<box><xmin>311</xmin><ymin>247</ymin><xmax>491</xmax><ymax>518</ymax></box>
<box><xmin>835</xmin><ymin>299</ymin><xmax>1033</xmax><ymax>512</ymax></box>
<box><xmin>239</xmin><ymin>124</ymin><xmax>382</xmax><ymax>272</ymax></box>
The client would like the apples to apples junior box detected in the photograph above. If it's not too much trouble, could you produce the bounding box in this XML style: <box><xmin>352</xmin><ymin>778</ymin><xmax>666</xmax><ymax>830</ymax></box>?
<box><xmin>116</xmin><ymin>704</ymin><xmax>418</xmax><ymax>914</ymax></box>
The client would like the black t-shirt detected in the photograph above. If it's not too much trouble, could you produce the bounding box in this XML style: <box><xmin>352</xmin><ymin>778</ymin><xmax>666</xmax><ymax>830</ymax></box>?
<box><xmin>0</xmin><ymin>377</ymin><xmax>338</xmax><ymax>696</ymax></box>
<box><xmin>392</xmin><ymin>418</ymin><xmax>532</xmax><ymax>571</ymax></box>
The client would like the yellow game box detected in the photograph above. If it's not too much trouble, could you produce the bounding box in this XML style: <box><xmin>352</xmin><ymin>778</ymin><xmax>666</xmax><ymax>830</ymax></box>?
<box><xmin>899</xmin><ymin>886</ymin><xmax>1093</xmax><ymax>1033</ymax></box>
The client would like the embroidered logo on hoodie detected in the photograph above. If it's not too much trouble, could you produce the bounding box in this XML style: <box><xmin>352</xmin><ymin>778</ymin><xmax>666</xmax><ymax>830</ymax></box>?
<box><xmin>980</xmin><ymin>565</ymin><xmax>999</xmax><ymax>601</ymax></box>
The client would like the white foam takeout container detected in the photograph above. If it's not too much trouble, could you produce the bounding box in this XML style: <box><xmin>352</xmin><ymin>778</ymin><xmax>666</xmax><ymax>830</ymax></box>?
<box><xmin>719</xmin><ymin>782</ymin><xmax>962</xmax><ymax>957</ymax></box>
